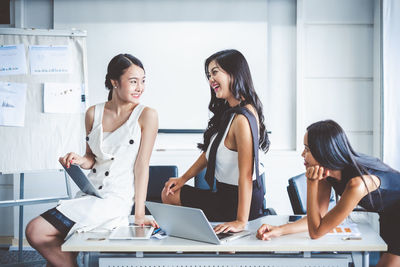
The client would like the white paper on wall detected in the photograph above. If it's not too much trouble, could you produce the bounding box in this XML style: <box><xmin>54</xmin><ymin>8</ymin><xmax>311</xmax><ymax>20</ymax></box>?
<box><xmin>29</xmin><ymin>45</ymin><xmax>71</xmax><ymax>75</ymax></box>
<box><xmin>0</xmin><ymin>44</ymin><xmax>27</xmax><ymax>76</ymax></box>
<box><xmin>43</xmin><ymin>83</ymin><xmax>84</xmax><ymax>113</ymax></box>
<box><xmin>0</xmin><ymin>81</ymin><xmax>27</xmax><ymax>127</ymax></box>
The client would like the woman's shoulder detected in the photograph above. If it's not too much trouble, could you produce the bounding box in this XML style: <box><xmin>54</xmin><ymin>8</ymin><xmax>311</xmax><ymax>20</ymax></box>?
<box><xmin>85</xmin><ymin>105</ymin><xmax>96</xmax><ymax>121</ymax></box>
<box><xmin>244</xmin><ymin>104</ymin><xmax>257</xmax><ymax>115</ymax></box>
<box><xmin>138</xmin><ymin>106</ymin><xmax>158</xmax><ymax>124</ymax></box>
<box><xmin>140</xmin><ymin>106</ymin><xmax>157</xmax><ymax>117</ymax></box>
<box><xmin>86</xmin><ymin>104</ymin><xmax>95</xmax><ymax>114</ymax></box>
<box><xmin>232</xmin><ymin>104</ymin><xmax>258</xmax><ymax>127</ymax></box>
<box><xmin>86</xmin><ymin>102</ymin><xmax>107</xmax><ymax>116</ymax></box>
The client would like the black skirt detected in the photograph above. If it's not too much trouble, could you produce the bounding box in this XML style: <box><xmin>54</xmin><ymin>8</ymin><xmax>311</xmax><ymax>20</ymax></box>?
<box><xmin>41</xmin><ymin>207</ymin><xmax>75</xmax><ymax>238</ymax></box>
<box><xmin>180</xmin><ymin>180</ymin><xmax>264</xmax><ymax>222</ymax></box>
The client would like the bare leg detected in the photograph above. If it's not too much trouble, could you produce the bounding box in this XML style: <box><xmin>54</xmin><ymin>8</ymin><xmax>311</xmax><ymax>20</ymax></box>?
<box><xmin>376</xmin><ymin>252</ymin><xmax>400</xmax><ymax>267</ymax></box>
<box><xmin>161</xmin><ymin>186</ymin><xmax>182</xmax><ymax>206</ymax></box>
<box><xmin>26</xmin><ymin>216</ymin><xmax>78</xmax><ymax>267</ymax></box>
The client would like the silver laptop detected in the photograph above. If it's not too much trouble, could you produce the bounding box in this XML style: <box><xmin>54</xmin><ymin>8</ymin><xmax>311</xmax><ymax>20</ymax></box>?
<box><xmin>61</xmin><ymin>163</ymin><xmax>102</xmax><ymax>198</ymax></box>
<box><xmin>145</xmin><ymin>201</ymin><xmax>251</xmax><ymax>245</ymax></box>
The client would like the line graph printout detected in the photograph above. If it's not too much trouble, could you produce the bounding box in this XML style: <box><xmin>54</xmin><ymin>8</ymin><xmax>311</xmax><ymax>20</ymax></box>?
<box><xmin>0</xmin><ymin>81</ymin><xmax>27</xmax><ymax>127</ymax></box>
<box><xmin>0</xmin><ymin>44</ymin><xmax>27</xmax><ymax>76</ymax></box>
<box><xmin>29</xmin><ymin>45</ymin><xmax>71</xmax><ymax>75</ymax></box>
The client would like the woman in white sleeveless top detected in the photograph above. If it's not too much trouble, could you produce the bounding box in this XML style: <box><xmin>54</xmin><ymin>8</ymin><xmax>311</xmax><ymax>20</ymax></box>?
<box><xmin>25</xmin><ymin>54</ymin><xmax>158</xmax><ymax>266</ymax></box>
<box><xmin>162</xmin><ymin>50</ymin><xmax>270</xmax><ymax>234</ymax></box>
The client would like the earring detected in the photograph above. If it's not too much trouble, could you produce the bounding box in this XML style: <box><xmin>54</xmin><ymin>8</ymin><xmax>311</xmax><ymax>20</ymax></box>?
<box><xmin>114</xmin><ymin>86</ymin><xmax>117</xmax><ymax>89</ymax></box>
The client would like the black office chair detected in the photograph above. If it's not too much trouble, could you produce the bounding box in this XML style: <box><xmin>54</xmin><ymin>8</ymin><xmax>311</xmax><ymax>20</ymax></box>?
<box><xmin>194</xmin><ymin>168</ymin><xmax>276</xmax><ymax>215</ymax></box>
<box><xmin>287</xmin><ymin>173</ymin><xmax>336</xmax><ymax>215</ymax></box>
<box><xmin>131</xmin><ymin>165</ymin><xmax>178</xmax><ymax>215</ymax></box>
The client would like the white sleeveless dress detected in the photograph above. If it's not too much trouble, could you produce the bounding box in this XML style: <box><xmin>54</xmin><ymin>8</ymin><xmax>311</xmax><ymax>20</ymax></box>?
<box><xmin>56</xmin><ymin>102</ymin><xmax>145</xmax><ymax>235</ymax></box>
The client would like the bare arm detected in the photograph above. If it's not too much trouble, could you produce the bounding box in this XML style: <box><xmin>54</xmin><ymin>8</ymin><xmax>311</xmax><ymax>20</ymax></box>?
<box><xmin>214</xmin><ymin>114</ymin><xmax>254</xmax><ymax>233</ymax></box>
<box><xmin>257</xmin><ymin>172</ymin><xmax>332</xmax><ymax>240</ymax></box>
<box><xmin>181</xmin><ymin>152</ymin><xmax>208</xmax><ymax>182</ymax></box>
<box><xmin>235</xmin><ymin>114</ymin><xmax>254</xmax><ymax>223</ymax></box>
<box><xmin>59</xmin><ymin>105</ymin><xmax>96</xmax><ymax>169</ymax></box>
<box><xmin>134</xmin><ymin>107</ymin><xmax>158</xmax><ymax>224</ymax></box>
<box><xmin>306</xmin><ymin>166</ymin><xmax>367</xmax><ymax>239</ymax></box>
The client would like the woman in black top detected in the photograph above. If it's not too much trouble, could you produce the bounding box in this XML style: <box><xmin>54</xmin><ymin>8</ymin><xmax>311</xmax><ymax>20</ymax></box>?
<box><xmin>257</xmin><ymin>120</ymin><xmax>400</xmax><ymax>267</ymax></box>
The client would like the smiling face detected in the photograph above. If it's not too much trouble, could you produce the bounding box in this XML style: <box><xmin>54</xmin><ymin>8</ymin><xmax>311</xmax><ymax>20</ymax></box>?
<box><xmin>301</xmin><ymin>131</ymin><xmax>320</xmax><ymax>168</ymax></box>
<box><xmin>112</xmin><ymin>64</ymin><xmax>145</xmax><ymax>104</ymax></box>
<box><xmin>207</xmin><ymin>60</ymin><xmax>235</xmax><ymax>103</ymax></box>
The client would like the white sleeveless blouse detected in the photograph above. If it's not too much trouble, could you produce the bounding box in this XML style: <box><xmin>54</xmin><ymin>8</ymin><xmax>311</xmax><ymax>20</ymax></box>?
<box><xmin>206</xmin><ymin>115</ymin><xmax>264</xmax><ymax>186</ymax></box>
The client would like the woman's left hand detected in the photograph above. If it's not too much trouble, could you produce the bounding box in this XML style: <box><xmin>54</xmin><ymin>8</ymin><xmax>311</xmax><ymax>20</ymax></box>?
<box><xmin>213</xmin><ymin>220</ymin><xmax>246</xmax><ymax>234</ymax></box>
<box><xmin>135</xmin><ymin>216</ymin><xmax>159</xmax><ymax>228</ymax></box>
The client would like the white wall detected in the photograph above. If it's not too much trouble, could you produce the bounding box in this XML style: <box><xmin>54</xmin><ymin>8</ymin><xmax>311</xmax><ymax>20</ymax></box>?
<box><xmin>297</xmin><ymin>0</ymin><xmax>377</xmax><ymax>157</ymax></box>
<box><xmin>53</xmin><ymin>0</ymin><xmax>302</xmax><ymax>215</ymax></box>
<box><xmin>0</xmin><ymin>0</ymin><xmax>380</xmax><ymax>242</ymax></box>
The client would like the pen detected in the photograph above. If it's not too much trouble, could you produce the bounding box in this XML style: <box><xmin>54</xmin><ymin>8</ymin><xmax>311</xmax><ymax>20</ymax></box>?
<box><xmin>153</xmin><ymin>228</ymin><xmax>162</xmax><ymax>234</ymax></box>
<box><xmin>342</xmin><ymin>236</ymin><xmax>362</xmax><ymax>240</ymax></box>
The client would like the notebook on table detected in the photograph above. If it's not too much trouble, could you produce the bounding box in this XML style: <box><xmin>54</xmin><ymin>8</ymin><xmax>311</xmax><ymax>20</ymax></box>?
<box><xmin>145</xmin><ymin>201</ymin><xmax>251</xmax><ymax>245</ymax></box>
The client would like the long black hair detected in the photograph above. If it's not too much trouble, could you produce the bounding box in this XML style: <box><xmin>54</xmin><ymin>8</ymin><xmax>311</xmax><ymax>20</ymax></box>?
<box><xmin>104</xmin><ymin>54</ymin><xmax>145</xmax><ymax>101</ymax></box>
<box><xmin>307</xmin><ymin>119</ymin><xmax>398</xmax><ymax>207</ymax></box>
<box><xmin>198</xmin><ymin>49</ymin><xmax>270</xmax><ymax>153</ymax></box>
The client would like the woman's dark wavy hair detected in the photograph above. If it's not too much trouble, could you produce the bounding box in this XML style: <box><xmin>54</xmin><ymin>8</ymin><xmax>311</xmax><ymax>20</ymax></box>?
<box><xmin>198</xmin><ymin>49</ymin><xmax>270</xmax><ymax>153</ymax></box>
<box><xmin>307</xmin><ymin>119</ymin><xmax>398</xmax><ymax>208</ymax></box>
<box><xmin>105</xmin><ymin>54</ymin><xmax>144</xmax><ymax>101</ymax></box>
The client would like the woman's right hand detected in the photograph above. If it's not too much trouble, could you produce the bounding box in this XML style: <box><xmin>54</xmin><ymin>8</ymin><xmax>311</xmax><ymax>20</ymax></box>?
<box><xmin>256</xmin><ymin>224</ymin><xmax>282</xmax><ymax>241</ymax></box>
<box><xmin>59</xmin><ymin>152</ymin><xmax>85</xmax><ymax>168</ymax></box>
<box><xmin>163</xmin><ymin>177</ymin><xmax>186</xmax><ymax>196</ymax></box>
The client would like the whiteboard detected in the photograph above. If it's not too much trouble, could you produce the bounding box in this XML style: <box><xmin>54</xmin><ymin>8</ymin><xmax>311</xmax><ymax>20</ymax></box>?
<box><xmin>79</xmin><ymin>22</ymin><xmax>268</xmax><ymax>130</ymax></box>
<box><xmin>0</xmin><ymin>28</ymin><xmax>88</xmax><ymax>174</ymax></box>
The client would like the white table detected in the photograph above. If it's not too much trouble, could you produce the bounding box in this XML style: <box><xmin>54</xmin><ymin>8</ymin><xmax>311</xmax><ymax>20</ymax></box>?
<box><xmin>62</xmin><ymin>215</ymin><xmax>387</xmax><ymax>267</ymax></box>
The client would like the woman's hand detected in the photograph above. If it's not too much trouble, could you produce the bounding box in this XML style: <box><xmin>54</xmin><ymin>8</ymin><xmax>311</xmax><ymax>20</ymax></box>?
<box><xmin>305</xmin><ymin>165</ymin><xmax>329</xmax><ymax>182</ymax></box>
<box><xmin>213</xmin><ymin>220</ymin><xmax>246</xmax><ymax>234</ymax></box>
<box><xmin>163</xmin><ymin>177</ymin><xmax>186</xmax><ymax>196</ymax></box>
<box><xmin>256</xmin><ymin>224</ymin><xmax>282</xmax><ymax>241</ymax></box>
<box><xmin>59</xmin><ymin>152</ymin><xmax>85</xmax><ymax>168</ymax></box>
<box><xmin>134</xmin><ymin>216</ymin><xmax>159</xmax><ymax>228</ymax></box>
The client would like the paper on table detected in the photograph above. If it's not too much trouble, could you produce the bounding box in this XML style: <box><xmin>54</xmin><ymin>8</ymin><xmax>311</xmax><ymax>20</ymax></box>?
<box><xmin>0</xmin><ymin>81</ymin><xmax>27</xmax><ymax>127</ymax></box>
<box><xmin>43</xmin><ymin>83</ymin><xmax>84</xmax><ymax>113</ymax></box>
<box><xmin>327</xmin><ymin>223</ymin><xmax>361</xmax><ymax>236</ymax></box>
<box><xmin>0</xmin><ymin>44</ymin><xmax>27</xmax><ymax>76</ymax></box>
<box><xmin>29</xmin><ymin>45</ymin><xmax>71</xmax><ymax>75</ymax></box>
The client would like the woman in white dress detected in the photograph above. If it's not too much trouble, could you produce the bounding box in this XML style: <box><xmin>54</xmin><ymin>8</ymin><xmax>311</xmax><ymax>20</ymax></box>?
<box><xmin>25</xmin><ymin>54</ymin><xmax>158</xmax><ymax>266</ymax></box>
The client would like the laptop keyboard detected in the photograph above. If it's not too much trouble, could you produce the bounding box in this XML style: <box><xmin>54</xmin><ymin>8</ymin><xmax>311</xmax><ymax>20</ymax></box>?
<box><xmin>217</xmin><ymin>232</ymin><xmax>234</xmax><ymax>240</ymax></box>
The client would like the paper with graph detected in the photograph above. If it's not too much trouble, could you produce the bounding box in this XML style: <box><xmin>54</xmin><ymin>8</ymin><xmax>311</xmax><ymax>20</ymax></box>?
<box><xmin>43</xmin><ymin>82</ymin><xmax>84</xmax><ymax>113</ymax></box>
<box><xmin>0</xmin><ymin>44</ymin><xmax>27</xmax><ymax>76</ymax></box>
<box><xmin>0</xmin><ymin>81</ymin><xmax>27</xmax><ymax>127</ymax></box>
<box><xmin>29</xmin><ymin>45</ymin><xmax>71</xmax><ymax>74</ymax></box>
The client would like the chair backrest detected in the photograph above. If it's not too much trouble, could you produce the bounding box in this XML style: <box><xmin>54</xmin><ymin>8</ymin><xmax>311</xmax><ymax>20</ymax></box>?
<box><xmin>194</xmin><ymin>168</ymin><xmax>212</xmax><ymax>190</ymax></box>
<box><xmin>131</xmin><ymin>165</ymin><xmax>178</xmax><ymax>215</ymax></box>
<box><xmin>287</xmin><ymin>173</ymin><xmax>336</xmax><ymax>215</ymax></box>
<box><xmin>147</xmin><ymin>165</ymin><xmax>178</xmax><ymax>202</ymax></box>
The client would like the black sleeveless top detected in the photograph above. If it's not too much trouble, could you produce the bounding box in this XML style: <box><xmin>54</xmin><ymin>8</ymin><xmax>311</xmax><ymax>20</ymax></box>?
<box><xmin>327</xmin><ymin>166</ymin><xmax>400</xmax><ymax>214</ymax></box>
